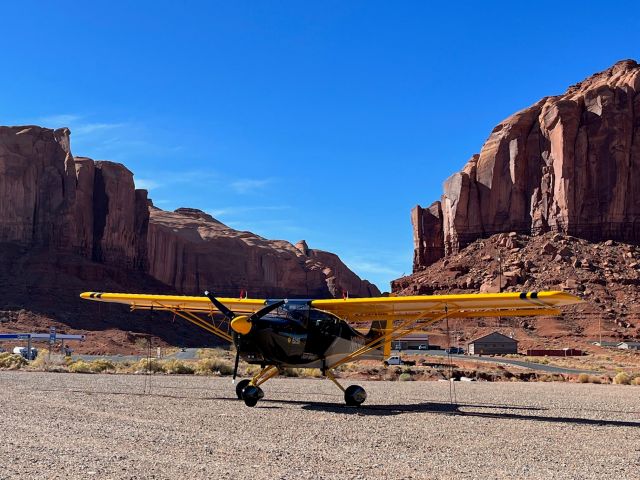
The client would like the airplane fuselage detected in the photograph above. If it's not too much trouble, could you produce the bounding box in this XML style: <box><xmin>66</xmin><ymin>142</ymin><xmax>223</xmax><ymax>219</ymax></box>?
<box><xmin>236</xmin><ymin>305</ymin><xmax>378</xmax><ymax>369</ymax></box>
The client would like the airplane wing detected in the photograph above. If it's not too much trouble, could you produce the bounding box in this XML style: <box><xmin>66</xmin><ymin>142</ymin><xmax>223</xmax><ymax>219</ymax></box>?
<box><xmin>311</xmin><ymin>291</ymin><xmax>582</xmax><ymax>366</ymax></box>
<box><xmin>80</xmin><ymin>292</ymin><xmax>268</xmax><ymax>342</ymax></box>
<box><xmin>311</xmin><ymin>291</ymin><xmax>581</xmax><ymax>322</ymax></box>
<box><xmin>80</xmin><ymin>292</ymin><xmax>266</xmax><ymax>314</ymax></box>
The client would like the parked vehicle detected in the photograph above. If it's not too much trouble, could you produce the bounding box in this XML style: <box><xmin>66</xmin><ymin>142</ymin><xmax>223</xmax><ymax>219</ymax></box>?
<box><xmin>384</xmin><ymin>355</ymin><xmax>416</xmax><ymax>366</ymax></box>
<box><xmin>445</xmin><ymin>347</ymin><xmax>464</xmax><ymax>355</ymax></box>
<box><xmin>417</xmin><ymin>344</ymin><xmax>428</xmax><ymax>350</ymax></box>
<box><xmin>12</xmin><ymin>346</ymin><xmax>38</xmax><ymax>360</ymax></box>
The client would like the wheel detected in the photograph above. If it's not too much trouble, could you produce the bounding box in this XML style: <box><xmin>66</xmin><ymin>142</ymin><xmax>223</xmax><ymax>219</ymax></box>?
<box><xmin>344</xmin><ymin>385</ymin><xmax>367</xmax><ymax>406</ymax></box>
<box><xmin>235</xmin><ymin>379</ymin><xmax>251</xmax><ymax>399</ymax></box>
<box><xmin>241</xmin><ymin>385</ymin><xmax>264</xmax><ymax>407</ymax></box>
<box><xmin>383</xmin><ymin>361</ymin><xmax>389</xmax><ymax>367</ymax></box>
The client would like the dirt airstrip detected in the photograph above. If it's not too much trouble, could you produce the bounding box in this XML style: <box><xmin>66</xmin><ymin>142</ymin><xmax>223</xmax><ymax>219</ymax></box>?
<box><xmin>0</xmin><ymin>372</ymin><xmax>639</xmax><ymax>479</ymax></box>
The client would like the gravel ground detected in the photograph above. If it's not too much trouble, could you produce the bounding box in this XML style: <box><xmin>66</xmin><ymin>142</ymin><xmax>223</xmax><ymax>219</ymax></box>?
<box><xmin>1</xmin><ymin>372</ymin><xmax>639</xmax><ymax>479</ymax></box>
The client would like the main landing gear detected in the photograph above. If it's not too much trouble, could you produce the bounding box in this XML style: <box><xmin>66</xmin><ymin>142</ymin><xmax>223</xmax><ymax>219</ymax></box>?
<box><xmin>235</xmin><ymin>365</ymin><xmax>367</xmax><ymax>407</ymax></box>
<box><xmin>325</xmin><ymin>370</ymin><xmax>367</xmax><ymax>406</ymax></box>
<box><xmin>236</xmin><ymin>365</ymin><xmax>279</xmax><ymax>407</ymax></box>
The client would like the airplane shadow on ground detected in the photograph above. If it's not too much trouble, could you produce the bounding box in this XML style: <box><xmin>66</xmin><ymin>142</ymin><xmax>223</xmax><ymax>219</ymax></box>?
<box><xmin>263</xmin><ymin>399</ymin><xmax>640</xmax><ymax>428</ymax></box>
<box><xmin>29</xmin><ymin>387</ymin><xmax>640</xmax><ymax>428</ymax></box>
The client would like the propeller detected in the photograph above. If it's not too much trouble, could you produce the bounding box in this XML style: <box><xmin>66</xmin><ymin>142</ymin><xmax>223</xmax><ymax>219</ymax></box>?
<box><xmin>204</xmin><ymin>291</ymin><xmax>285</xmax><ymax>382</ymax></box>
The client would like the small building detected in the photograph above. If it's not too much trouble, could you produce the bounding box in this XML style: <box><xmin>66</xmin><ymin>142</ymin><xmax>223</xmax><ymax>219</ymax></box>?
<box><xmin>527</xmin><ymin>348</ymin><xmax>583</xmax><ymax>356</ymax></box>
<box><xmin>393</xmin><ymin>334</ymin><xmax>429</xmax><ymax>350</ymax></box>
<box><xmin>468</xmin><ymin>332</ymin><xmax>517</xmax><ymax>355</ymax></box>
<box><xmin>617</xmin><ymin>342</ymin><xmax>640</xmax><ymax>350</ymax></box>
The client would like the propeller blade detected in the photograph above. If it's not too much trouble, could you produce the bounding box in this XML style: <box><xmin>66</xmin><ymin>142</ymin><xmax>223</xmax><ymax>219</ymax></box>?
<box><xmin>204</xmin><ymin>290</ymin><xmax>236</xmax><ymax>320</ymax></box>
<box><xmin>249</xmin><ymin>300</ymin><xmax>286</xmax><ymax>322</ymax></box>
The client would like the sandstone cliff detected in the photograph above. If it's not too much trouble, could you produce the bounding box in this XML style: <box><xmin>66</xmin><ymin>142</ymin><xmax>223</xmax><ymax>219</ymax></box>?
<box><xmin>0</xmin><ymin>127</ymin><xmax>145</xmax><ymax>268</ymax></box>
<box><xmin>147</xmin><ymin>207</ymin><xmax>380</xmax><ymax>298</ymax></box>
<box><xmin>0</xmin><ymin>125</ymin><xmax>378</xmax><ymax>300</ymax></box>
<box><xmin>413</xmin><ymin>60</ymin><xmax>640</xmax><ymax>270</ymax></box>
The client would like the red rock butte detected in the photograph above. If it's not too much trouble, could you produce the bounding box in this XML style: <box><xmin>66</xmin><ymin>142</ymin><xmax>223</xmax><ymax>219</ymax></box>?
<box><xmin>412</xmin><ymin>60</ymin><xmax>640</xmax><ymax>270</ymax></box>
<box><xmin>0</xmin><ymin>125</ymin><xmax>379</xmax><ymax>299</ymax></box>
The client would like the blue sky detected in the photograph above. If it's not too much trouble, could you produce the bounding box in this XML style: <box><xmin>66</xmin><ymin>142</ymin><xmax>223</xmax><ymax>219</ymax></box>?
<box><xmin>3</xmin><ymin>1</ymin><xmax>640</xmax><ymax>291</ymax></box>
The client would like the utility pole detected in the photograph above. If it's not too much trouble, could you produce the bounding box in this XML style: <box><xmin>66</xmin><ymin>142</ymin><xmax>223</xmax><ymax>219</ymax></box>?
<box><xmin>599</xmin><ymin>316</ymin><xmax>602</xmax><ymax>345</ymax></box>
<box><xmin>497</xmin><ymin>255</ymin><xmax>503</xmax><ymax>327</ymax></box>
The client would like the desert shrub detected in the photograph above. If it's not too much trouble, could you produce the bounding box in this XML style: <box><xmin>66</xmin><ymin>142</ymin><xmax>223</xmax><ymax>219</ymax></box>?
<box><xmin>0</xmin><ymin>352</ymin><xmax>27</xmax><ymax>370</ymax></box>
<box><xmin>284</xmin><ymin>368</ymin><xmax>322</xmax><ymax>378</ymax></box>
<box><xmin>577</xmin><ymin>373</ymin><xmax>590</xmax><ymax>383</ymax></box>
<box><xmin>631</xmin><ymin>376</ymin><xmax>640</xmax><ymax>386</ymax></box>
<box><xmin>242</xmin><ymin>364</ymin><xmax>261</xmax><ymax>377</ymax></box>
<box><xmin>67</xmin><ymin>359</ymin><xmax>115</xmax><ymax>374</ymax></box>
<box><xmin>134</xmin><ymin>358</ymin><xmax>165</xmax><ymax>373</ymax></box>
<box><xmin>613</xmin><ymin>372</ymin><xmax>631</xmax><ymax>385</ymax></box>
<box><xmin>590</xmin><ymin>376</ymin><xmax>602</xmax><ymax>384</ymax></box>
<box><xmin>195</xmin><ymin>357</ymin><xmax>233</xmax><ymax>376</ymax></box>
<box><xmin>163</xmin><ymin>359</ymin><xmax>195</xmax><ymax>375</ymax></box>
<box><xmin>399</xmin><ymin>372</ymin><xmax>412</xmax><ymax>381</ymax></box>
<box><xmin>90</xmin><ymin>359</ymin><xmax>116</xmax><ymax>373</ymax></box>
<box><xmin>197</xmin><ymin>348</ymin><xmax>230</xmax><ymax>360</ymax></box>
<box><xmin>68</xmin><ymin>360</ymin><xmax>94</xmax><ymax>373</ymax></box>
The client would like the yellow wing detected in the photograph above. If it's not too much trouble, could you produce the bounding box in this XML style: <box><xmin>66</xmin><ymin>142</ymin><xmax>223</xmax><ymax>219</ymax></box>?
<box><xmin>311</xmin><ymin>291</ymin><xmax>581</xmax><ymax>322</ymax></box>
<box><xmin>79</xmin><ymin>292</ymin><xmax>268</xmax><ymax>342</ymax></box>
<box><xmin>80</xmin><ymin>290</ymin><xmax>581</xmax><ymax>363</ymax></box>
<box><xmin>80</xmin><ymin>292</ymin><xmax>267</xmax><ymax>314</ymax></box>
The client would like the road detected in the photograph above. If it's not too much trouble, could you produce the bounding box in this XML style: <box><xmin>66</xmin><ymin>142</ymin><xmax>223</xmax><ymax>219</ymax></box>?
<box><xmin>401</xmin><ymin>349</ymin><xmax>601</xmax><ymax>375</ymax></box>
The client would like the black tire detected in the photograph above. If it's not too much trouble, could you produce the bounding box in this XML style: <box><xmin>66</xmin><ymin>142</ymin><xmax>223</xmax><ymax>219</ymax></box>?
<box><xmin>344</xmin><ymin>385</ymin><xmax>367</xmax><ymax>406</ymax></box>
<box><xmin>235</xmin><ymin>379</ymin><xmax>251</xmax><ymax>399</ymax></box>
<box><xmin>242</xmin><ymin>385</ymin><xmax>264</xmax><ymax>407</ymax></box>
<box><xmin>383</xmin><ymin>361</ymin><xmax>389</xmax><ymax>367</ymax></box>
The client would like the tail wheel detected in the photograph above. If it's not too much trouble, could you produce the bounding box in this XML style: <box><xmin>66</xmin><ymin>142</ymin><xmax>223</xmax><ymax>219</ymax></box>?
<box><xmin>344</xmin><ymin>385</ymin><xmax>367</xmax><ymax>406</ymax></box>
<box><xmin>235</xmin><ymin>379</ymin><xmax>251</xmax><ymax>399</ymax></box>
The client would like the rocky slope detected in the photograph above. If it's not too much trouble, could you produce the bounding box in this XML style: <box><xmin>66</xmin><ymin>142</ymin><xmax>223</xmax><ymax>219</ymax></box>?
<box><xmin>0</xmin><ymin>125</ymin><xmax>378</xmax><ymax>351</ymax></box>
<box><xmin>412</xmin><ymin>60</ymin><xmax>640</xmax><ymax>270</ymax></box>
<box><xmin>393</xmin><ymin>232</ymin><xmax>640</xmax><ymax>350</ymax></box>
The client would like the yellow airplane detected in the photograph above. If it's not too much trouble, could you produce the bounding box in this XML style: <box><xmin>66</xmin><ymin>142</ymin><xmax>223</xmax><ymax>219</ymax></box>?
<box><xmin>81</xmin><ymin>290</ymin><xmax>580</xmax><ymax>407</ymax></box>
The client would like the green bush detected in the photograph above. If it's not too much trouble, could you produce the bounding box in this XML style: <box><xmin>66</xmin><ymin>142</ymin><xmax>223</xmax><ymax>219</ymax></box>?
<box><xmin>0</xmin><ymin>352</ymin><xmax>27</xmax><ymax>370</ymax></box>
<box><xmin>399</xmin><ymin>372</ymin><xmax>412</xmax><ymax>381</ymax></box>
